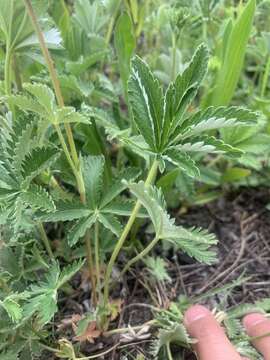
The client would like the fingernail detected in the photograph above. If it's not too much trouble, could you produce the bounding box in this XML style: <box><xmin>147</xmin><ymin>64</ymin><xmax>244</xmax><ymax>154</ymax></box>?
<box><xmin>243</xmin><ymin>313</ymin><xmax>266</xmax><ymax>330</ymax></box>
<box><xmin>184</xmin><ymin>305</ymin><xmax>211</xmax><ymax>326</ymax></box>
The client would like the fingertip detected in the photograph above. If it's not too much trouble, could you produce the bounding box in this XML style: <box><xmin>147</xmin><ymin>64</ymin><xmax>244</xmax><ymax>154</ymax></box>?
<box><xmin>184</xmin><ymin>305</ymin><xmax>211</xmax><ymax>327</ymax></box>
<box><xmin>243</xmin><ymin>313</ymin><xmax>266</xmax><ymax>332</ymax></box>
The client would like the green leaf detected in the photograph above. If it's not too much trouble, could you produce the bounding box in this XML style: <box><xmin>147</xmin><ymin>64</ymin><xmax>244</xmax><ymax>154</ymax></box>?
<box><xmin>114</xmin><ymin>12</ymin><xmax>136</xmax><ymax>98</ymax></box>
<box><xmin>162</xmin><ymin>148</ymin><xmax>199</xmax><ymax>178</ymax></box>
<box><xmin>128</xmin><ymin>181</ymin><xmax>217</xmax><ymax>264</ymax></box>
<box><xmin>176</xmin><ymin>136</ymin><xmax>243</xmax><ymax>158</ymax></box>
<box><xmin>0</xmin><ymin>298</ymin><xmax>22</xmax><ymax>322</ymax></box>
<box><xmin>100</xmin><ymin>167</ymin><xmax>140</xmax><ymax>208</ymax></box>
<box><xmin>68</xmin><ymin>214</ymin><xmax>96</xmax><ymax>246</ymax></box>
<box><xmin>23</xmin><ymin>260</ymin><xmax>84</xmax><ymax>326</ymax></box>
<box><xmin>172</xmin><ymin>106</ymin><xmax>257</xmax><ymax>143</ymax></box>
<box><xmin>21</xmin><ymin>147</ymin><xmax>59</xmax><ymax>187</ymax></box>
<box><xmin>7</xmin><ymin>95</ymin><xmax>45</xmax><ymax>115</ymax></box>
<box><xmin>55</xmin><ymin>107</ymin><xmax>90</xmax><ymax>124</ymax></box>
<box><xmin>145</xmin><ymin>256</ymin><xmax>171</xmax><ymax>282</ymax></box>
<box><xmin>20</xmin><ymin>185</ymin><xmax>55</xmax><ymax>212</ymax></box>
<box><xmin>128</xmin><ymin>55</ymin><xmax>163</xmax><ymax>150</ymax></box>
<box><xmin>98</xmin><ymin>213</ymin><xmax>122</xmax><ymax>237</ymax></box>
<box><xmin>66</xmin><ymin>50</ymin><xmax>108</xmax><ymax>76</ymax></box>
<box><xmin>102</xmin><ymin>198</ymin><xmax>147</xmax><ymax>217</ymax></box>
<box><xmin>221</xmin><ymin>167</ymin><xmax>251</xmax><ymax>183</ymax></box>
<box><xmin>211</xmin><ymin>0</ymin><xmax>256</xmax><ymax>106</ymax></box>
<box><xmin>172</xmin><ymin>43</ymin><xmax>209</xmax><ymax>123</ymax></box>
<box><xmin>38</xmin><ymin>201</ymin><xmax>91</xmax><ymax>222</ymax></box>
<box><xmin>82</xmin><ymin>155</ymin><xmax>105</xmax><ymax>208</ymax></box>
<box><xmin>24</xmin><ymin>83</ymin><xmax>55</xmax><ymax>115</ymax></box>
<box><xmin>156</xmin><ymin>324</ymin><xmax>191</xmax><ymax>350</ymax></box>
<box><xmin>57</xmin><ymin>259</ymin><xmax>85</xmax><ymax>289</ymax></box>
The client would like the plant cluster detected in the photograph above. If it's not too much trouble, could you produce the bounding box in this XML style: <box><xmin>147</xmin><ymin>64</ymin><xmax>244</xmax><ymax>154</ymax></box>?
<box><xmin>0</xmin><ymin>0</ymin><xmax>269</xmax><ymax>359</ymax></box>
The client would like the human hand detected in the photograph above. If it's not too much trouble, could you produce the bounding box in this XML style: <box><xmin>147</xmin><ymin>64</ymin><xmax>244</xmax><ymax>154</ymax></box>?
<box><xmin>184</xmin><ymin>305</ymin><xmax>270</xmax><ymax>360</ymax></box>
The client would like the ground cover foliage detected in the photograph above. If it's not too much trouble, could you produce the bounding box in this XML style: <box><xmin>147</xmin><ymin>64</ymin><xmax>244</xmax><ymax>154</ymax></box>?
<box><xmin>0</xmin><ymin>0</ymin><xmax>270</xmax><ymax>359</ymax></box>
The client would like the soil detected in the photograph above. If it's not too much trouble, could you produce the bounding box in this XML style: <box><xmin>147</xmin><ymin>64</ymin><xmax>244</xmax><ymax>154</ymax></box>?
<box><xmin>43</xmin><ymin>187</ymin><xmax>270</xmax><ymax>359</ymax></box>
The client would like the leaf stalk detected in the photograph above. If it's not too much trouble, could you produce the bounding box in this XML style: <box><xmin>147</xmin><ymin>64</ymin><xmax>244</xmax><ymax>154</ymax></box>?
<box><xmin>103</xmin><ymin>159</ymin><xmax>159</xmax><ymax>305</ymax></box>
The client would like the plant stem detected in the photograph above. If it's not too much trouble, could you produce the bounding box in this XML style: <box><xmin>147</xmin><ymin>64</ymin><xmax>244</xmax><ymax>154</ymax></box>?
<box><xmin>94</xmin><ymin>220</ymin><xmax>101</xmax><ymax>300</ymax></box>
<box><xmin>23</xmin><ymin>0</ymin><xmax>95</xmax><ymax>300</ymax></box>
<box><xmin>166</xmin><ymin>343</ymin><xmax>173</xmax><ymax>360</ymax></box>
<box><xmin>120</xmin><ymin>235</ymin><xmax>159</xmax><ymax>277</ymax></box>
<box><xmin>23</xmin><ymin>0</ymin><xmax>79</xmax><ymax>168</ymax></box>
<box><xmin>170</xmin><ymin>33</ymin><xmax>177</xmax><ymax>82</ymax></box>
<box><xmin>12</xmin><ymin>54</ymin><xmax>23</xmax><ymax>91</ymax></box>
<box><xmin>105</xmin><ymin>0</ymin><xmax>122</xmax><ymax>45</ymax></box>
<box><xmin>37</xmin><ymin>222</ymin><xmax>54</xmax><ymax>259</ymax></box>
<box><xmin>85</xmin><ymin>229</ymin><xmax>97</xmax><ymax>306</ymax></box>
<box><xmin>261</xmin><ymin>56</ymin><xmax>270</xmax><ymax>98</ymax></box>
<box><xmin>4</xmin><ymin>45</ymin><xmax>12</xmax><ymax>96</ymax></box>
<box><xmin>103</xmin><ymin>159</ymin><xmax>159</xmax><ymax>305</ymax></box>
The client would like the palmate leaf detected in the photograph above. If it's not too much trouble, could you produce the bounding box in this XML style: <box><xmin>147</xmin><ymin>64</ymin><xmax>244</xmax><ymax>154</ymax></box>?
<box><xmin>23</xmin><ymin>260</ymin><xmax>84</xmax><ymax>326</ymax></box>
<box><xmin>128</xmin><ymin>181</ymin><xmax>217</xmax><ymax>264</ymax></box>
<box><xmin>128</xmin><ymin>55</ymin><xmax>163</xmax><ymax>150</ymax></box>
<box><xmin>82</xmin><ymin>155</ymin><xmax>105</xmax><ymax>209</ymax></box>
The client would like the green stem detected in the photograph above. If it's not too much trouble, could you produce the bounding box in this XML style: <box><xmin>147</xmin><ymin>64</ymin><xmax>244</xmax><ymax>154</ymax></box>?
<box><xmin>37</xmin><ymin>222</ymin><xmax>54</xmax><ymax>259</ymax></box>
<box><xmin>12</xmin><ymin>54</ymin><xmax>23</xmax><ymax>91</ymax></box>
<box><xmin>105</xmin><ymin>0</ymin><xmax>122</xmax><ymax>45</ymax></box>
<box><xmin>23</xmin><ymin>0</ymin><xmax>94</xmax><ymax>302</ymax></box>
<box><xmin>85</xmin><ymin>229</ymin><xmax>97</xmax><ymax>306</ymax></box>
<box><xmin>4</xmin><ymin>45</ymin><xmax>12</xmax><ymax>96</ymax></box>
<box><xmin>94</xmin><ymin>220</ymin><xmax>101</xmax><ymax>300</ymax></box>
<box><xmin>23</xmin><ymin>0</ymin><xmax>80</xmax><ymax>168</ymax></box>
<box><xmin>166</xmin><ymin>343</ymin><xmax>173</xmax><ymax>360</ymax></box>
<box><xmin>261</xmin><ymin>56</ymin><xmax>270</xmax><ymax>98</ymax></box>
<box><xmin>103</xmin><ymin>159</ymin><xmax>159</xmax><ymax>305</ymax></box>
<box><xmin>170</xmin><ymin>33</ymin><xmax>177</xmax><ymax>82</ymax></box>
<box><xmin>120</xmin><ymin>235</ymin><xmax>159</xmax><ymax>277</ymax></box>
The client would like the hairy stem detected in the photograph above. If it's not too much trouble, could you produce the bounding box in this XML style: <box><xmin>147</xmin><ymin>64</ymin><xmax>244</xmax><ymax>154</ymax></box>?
<box><xmin>105</xmin><ymin>0</ymin><xmax>122</xmax><ymax>45</ymax></box>
<box><xmin>23</xmin><ymin>0</ymin><xmax>80</xmax><ymax>168</ymax></box>
<box><xmin>37</xmin><ymin>222</ymin><xmax>54</xmax><ymax>259</ymax></box>
<box><xmin>85</xmin><ymin>229</ymin><xmax>97</xmax><ymax>306</ymax></box>
<box><xmin>120</xmin><ymin>235</ymin><xmax>160</xmax><ymax>277</ymax></box>
<box><xmin>166</xmin><ymin>343</ymin><xmax>173</xmax><ymax>360</ymax></box>
<box><xmin>103</xmin><ymin>159</ymin><xmax>159</xmax><ymax>305</ymax></box>
<box><xmin>12</xmin><ymin>54</ymin><xmax>23</xmax><ymax>91</ymax></box>
<box><xmin>261</xmin><ymin>56</ymin><xmax>270</xmax><ymax>98</ymax></box>
<box><xmin>4</xmin><ymin>45</ymin><xmax>12</xmax><ymax>96</ymax></box>
<box><xmin>170</xmin><ymin>33</ymin><xmax>177</xmax><ymax>82</ymax></box>
<box><xmin>94</xmin><ymin>220</ymin><xmax>101</xmax><ymax>301</ymax></box>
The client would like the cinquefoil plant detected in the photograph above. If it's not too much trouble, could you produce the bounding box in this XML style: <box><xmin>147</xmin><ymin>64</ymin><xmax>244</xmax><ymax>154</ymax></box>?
<box><xmin>0</xmin><ymin>1</ymin><xmax>259</xmax><ymax>357</ymax></box>
<box><xmin>84</xmin><ymin>43</ymin><xmax>257</xmax><ymax>313</ymax></box>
